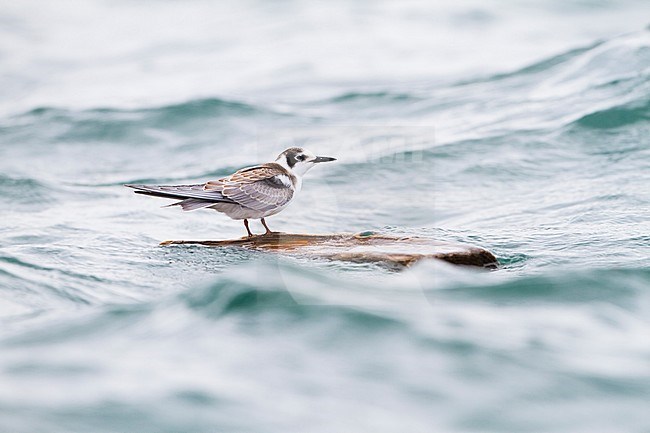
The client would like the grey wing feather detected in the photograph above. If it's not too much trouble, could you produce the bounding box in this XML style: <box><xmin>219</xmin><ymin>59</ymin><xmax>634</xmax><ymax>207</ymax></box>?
<box><xmin>222</xmin><ymin>176</ymin><xmax>293</xmax><ymax>212</ymax></box>
<box><xmin>125</xmin><ymin>184</ymin><xmax>236</xmax><ymax>203</ymax></box>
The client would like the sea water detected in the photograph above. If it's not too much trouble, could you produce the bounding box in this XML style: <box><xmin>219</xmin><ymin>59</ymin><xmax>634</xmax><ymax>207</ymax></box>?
<box><xmin>1</xmin><ymin>1</ymin><xmax>649</xmax><ymax>432</ymax></box>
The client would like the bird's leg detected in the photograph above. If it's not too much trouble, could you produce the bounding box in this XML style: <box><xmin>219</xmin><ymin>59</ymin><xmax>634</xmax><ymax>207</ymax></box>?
<box><xmin>243</xmin><ymin>219</ymin><xmax>254</xmax><ymax>237</ymax></box>
<box><xmin>261</xmin><ymin>218</ymin><xmax>273</xmax><ymax>235</ymax></box>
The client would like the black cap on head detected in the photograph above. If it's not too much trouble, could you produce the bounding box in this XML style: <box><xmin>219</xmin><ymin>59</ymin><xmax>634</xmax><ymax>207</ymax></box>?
<box><xmin>278</xmin><ymin>147</ymin><xmax>305</xmax><ymax>168</ymax></box>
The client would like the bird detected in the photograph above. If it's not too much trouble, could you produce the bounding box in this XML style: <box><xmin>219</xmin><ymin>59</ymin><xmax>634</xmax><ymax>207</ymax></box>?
<box><xmin>125</xmin><ymin>147</ymin><xmax>336</xmax><ymax>237</ymax></box>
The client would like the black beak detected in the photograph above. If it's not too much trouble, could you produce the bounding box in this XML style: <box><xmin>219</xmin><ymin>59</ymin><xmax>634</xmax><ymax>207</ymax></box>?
<box><xmin>313</xmin><ymin>156</ymin><xmax>337</xmax><ymax>163</ymax></box>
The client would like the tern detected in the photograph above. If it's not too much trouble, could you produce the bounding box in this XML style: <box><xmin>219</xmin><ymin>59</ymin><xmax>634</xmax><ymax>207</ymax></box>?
<box><xmin>125</xmin><ymin>147</ymin><xmax>336</xmax><ymax>237</ymax></box>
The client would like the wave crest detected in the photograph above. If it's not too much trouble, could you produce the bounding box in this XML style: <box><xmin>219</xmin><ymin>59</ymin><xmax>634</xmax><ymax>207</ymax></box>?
<box><xmin>574</xmin><ymin>99</ymin><xmax>650</xmax><ymax>129</ymax></box>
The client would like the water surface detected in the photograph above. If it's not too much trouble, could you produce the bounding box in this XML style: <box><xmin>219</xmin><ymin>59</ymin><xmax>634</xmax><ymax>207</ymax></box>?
<box><xmin>1</xmin><ymin>1</ymin><xmax>649</xmax><ymax>432</ymax></box>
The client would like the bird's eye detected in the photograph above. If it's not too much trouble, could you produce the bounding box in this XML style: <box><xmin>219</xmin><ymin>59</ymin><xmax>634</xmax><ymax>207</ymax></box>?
<box><xmin>296</xmin><ymin>154</ymin><xmax>305</xmax><ymax>161</ymax></box>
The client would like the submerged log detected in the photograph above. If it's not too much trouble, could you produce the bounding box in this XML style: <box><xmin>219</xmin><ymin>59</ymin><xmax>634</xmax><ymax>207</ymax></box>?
<box><xmin>160</xmin><ymin>231</ymin><xmax>498</xmax><ymax>269</ymax></box>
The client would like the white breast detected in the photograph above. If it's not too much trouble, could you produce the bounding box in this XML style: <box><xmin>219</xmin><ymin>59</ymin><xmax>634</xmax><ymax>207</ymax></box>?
<box><xmin>293</xmin><ymin>176</ymin><xmax>303</xmax><ymax>192</ymax></box>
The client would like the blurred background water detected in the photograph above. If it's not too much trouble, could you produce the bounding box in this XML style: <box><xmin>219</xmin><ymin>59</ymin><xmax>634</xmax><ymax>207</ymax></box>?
<box><xmin>1</xmin><ymin>0</ymin><xmax>650</xmax><ymax>432</ymax></box>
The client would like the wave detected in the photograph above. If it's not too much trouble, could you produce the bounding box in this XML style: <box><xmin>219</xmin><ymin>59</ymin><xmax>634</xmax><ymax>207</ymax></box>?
<box><xmin>24</xmin><ymin>97</ymin><xmax>267</xmax><ymax>121</ymax></box>
<box><xmin>468</xmin><ymin>28</ymin><xmax>649</xmax><ymax>91</ymax></box>
<box><xmin>324</xmin><ymin>91</ymin><xmax>421</xmax><ymax>104</ymax></box>
<box><xmin>427</xmin><ymin>29</ymin><xmax>650</xmax><ymax>139</ymax></box>
<box><xmin>180</xmin><ymin>273</ymin><xmax>403</xmax><ymax>330</ymax></box>
<box><xmin>457</xmin><ymin>41</ymin><xmax>605</xmax><ymax>86</ymax></box>
<box><xmin>442</xmin><ymin>267</ymin><xmax>650</xmax><ymax>308</ymax></box>
<box><xmin>573</xmin><ymin>99</ymin><xmax>650</xmax><ymax>129</ymax></box>
<box><xmin>1</xmin><ymin>259</ymin><xmax>409</xmax><ymax>345</ymax></box>
<box><xmin>4</xmin><ymin>30</ymin><xmax>646</xmax><ymax>148</ymax></box>
<box><xmin>0</xmin><ymin>175</ymin><xmax>57</xmax><ymax>205</ymax></box>
<box><xmin>2</xmin><ymin>259</ymin><xmax>648</xmax><ymax>433</ymax></box>
<box><xmin>3</xmin><ymin>97</ymin><xmax>276</xmax><ymax>144</ymax></box>
<box><xmin>4</xmin><ymin>259</ymin><xmax>650</xmax><ymax>344</ymax></box>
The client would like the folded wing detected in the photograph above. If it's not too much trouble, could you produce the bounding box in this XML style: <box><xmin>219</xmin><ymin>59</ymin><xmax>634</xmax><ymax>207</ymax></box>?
<box><xmin>220</xmin><ymin>164</ymin><xmax>294</xmax><ymax>212</ymax></box>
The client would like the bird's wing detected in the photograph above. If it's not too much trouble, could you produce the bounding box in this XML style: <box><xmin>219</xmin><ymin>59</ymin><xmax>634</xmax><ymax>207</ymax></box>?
<box><xmin>125</xmin><ymin>183</ymin><xmax>236</xmax><ymax>203</ymax></box>
<box><xmin>219</xmin><ymin>164</ymin><xmax>295</xmax><ymax>212</ymax></box>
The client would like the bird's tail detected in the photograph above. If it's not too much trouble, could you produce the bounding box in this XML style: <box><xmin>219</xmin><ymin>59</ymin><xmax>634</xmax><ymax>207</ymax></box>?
<box><xmin>163</xmin><ymin>198</ymin><xmax>216</xmax><ymax>211</ymax></box>
<box><xmin>124</xmin><ymin>184</ymin><xmax>235</xmax><ymax>206</ymax></box>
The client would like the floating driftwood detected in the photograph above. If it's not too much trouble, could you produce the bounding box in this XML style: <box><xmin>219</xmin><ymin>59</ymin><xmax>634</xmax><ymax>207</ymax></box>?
<box><xmin>160</xmin><ymin>232</ymin><xmax>498</xmax><ymax>269</ymax></box>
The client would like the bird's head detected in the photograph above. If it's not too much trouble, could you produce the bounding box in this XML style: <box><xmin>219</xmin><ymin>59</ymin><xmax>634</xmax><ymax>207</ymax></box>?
<box><xmin>275</xmin><ymin>147</ymin><xmax>336</xmax><ymax>176</ymax></box>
